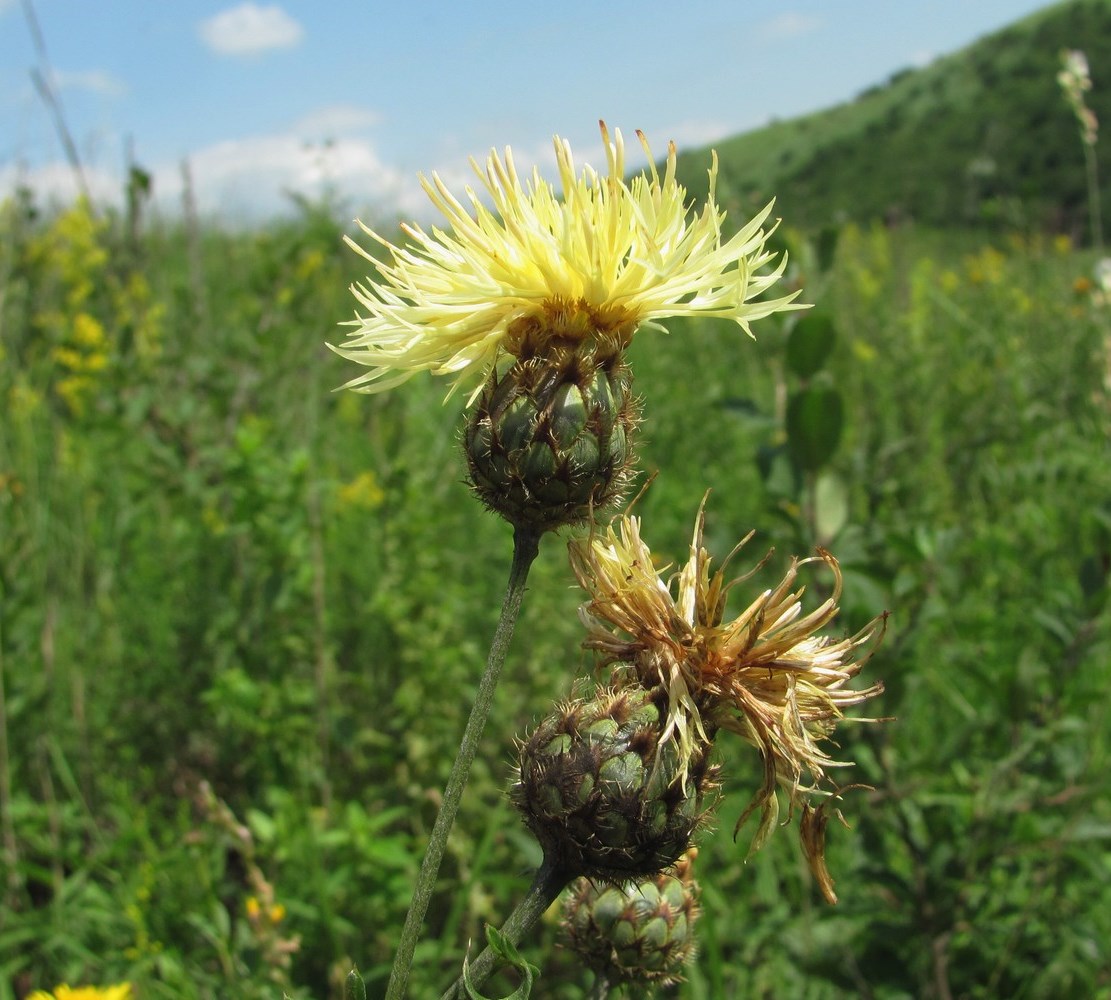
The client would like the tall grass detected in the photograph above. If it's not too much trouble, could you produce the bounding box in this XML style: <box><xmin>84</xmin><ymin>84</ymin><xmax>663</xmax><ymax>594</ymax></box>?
<box><xmin>1</xmin><ymin>189</ymin><xmax>1109</xmax><ymax>997</ymax></box>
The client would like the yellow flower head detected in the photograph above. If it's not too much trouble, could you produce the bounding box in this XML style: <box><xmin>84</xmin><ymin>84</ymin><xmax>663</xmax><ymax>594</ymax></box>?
<box><xmin>569</xmin><ymin>496</ymin><xmax>886</xmax><ymax>903</ymax></box>
<box><xmin>333</xmin><ymin>121</ymin><xmax>803</xmax><ymax>401</ymax></box>
<box><xmin>28</xmin><ymin>985</ymin><xmax>132</xmax><ymax>1000</ymax></box>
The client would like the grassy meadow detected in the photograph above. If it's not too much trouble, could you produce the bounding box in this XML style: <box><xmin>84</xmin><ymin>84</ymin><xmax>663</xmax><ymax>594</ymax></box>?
<box><xmin>1</xmin><ymin>181</ymin><xmax>1110</xmax><ymax>1000</ymax></box>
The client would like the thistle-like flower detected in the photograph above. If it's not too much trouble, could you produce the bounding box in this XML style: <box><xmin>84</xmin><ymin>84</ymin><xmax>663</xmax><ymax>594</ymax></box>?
<box><xmin>568</xmin><ymin>496</ymin><xmax>886</xmax><ymax>903</ymax></box>
<box><xmin>334</xmin><ymin>122</ymin><xmax>803</xmax><ymax>529</ymax></box>
<box><xmin>334</xmin><ymin>121</ymin><xmax>800</xmax><ymax>399</ymax></box>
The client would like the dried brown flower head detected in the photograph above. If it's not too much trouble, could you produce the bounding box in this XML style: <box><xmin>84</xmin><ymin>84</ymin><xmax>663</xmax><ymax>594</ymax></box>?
<box><xmin>569</xmin><ymin>495</ymin><xmax>887</xmax><ymax>902</ymax></box>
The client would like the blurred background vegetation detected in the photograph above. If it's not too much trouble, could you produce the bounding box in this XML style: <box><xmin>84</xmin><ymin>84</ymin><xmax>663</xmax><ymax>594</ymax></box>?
<box><xmin>3</xmin><ymin>1</ymin><xmax>1111</xmax><ymax>997</ymax></box>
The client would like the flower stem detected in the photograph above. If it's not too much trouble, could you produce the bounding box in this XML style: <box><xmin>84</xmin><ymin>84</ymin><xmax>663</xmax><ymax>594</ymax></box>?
<box><xmin>439</xmin><ymin>855</ymin><xmax>573</xmax><ymax>1000</ymax></box>
<box><xmin>386</xmin><ymin>525</ymin><xmax>543</xmax><ymax>1000</ymax></box>
<box><xmin>1084</xmin><ymin>142</ymin><xmax>1104</xmax><ymax>252</ymax></box>
<box><xmin>588</xmin><ymin>975</ymin><xmax>612</xmax><ymax>1000</ymax></box>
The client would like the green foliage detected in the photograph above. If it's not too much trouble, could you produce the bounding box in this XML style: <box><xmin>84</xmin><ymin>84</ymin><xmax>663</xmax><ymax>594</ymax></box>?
<box><xmin>342</xmin><ymin>967</ymin><xmax>365</xmax><ymax>1000</ymax></box>
<box><xmin>786</xmin><ymin>383</ymin><xmax>844</xmax><ymax>472</ymax></box>
<box><xmin>785</xmin><ymin>311</ymin><xmax>837</xmax><ymax>378</ymax></box>
<box><xmin>463</xmin><ymin>927</ymin><xmax>537</xmax><ymax>1000</ymax></box>
<box><xmin>3</xmin><ymin>148</ymin><xmax>1111</xmax><ymax>1000</ymax></box>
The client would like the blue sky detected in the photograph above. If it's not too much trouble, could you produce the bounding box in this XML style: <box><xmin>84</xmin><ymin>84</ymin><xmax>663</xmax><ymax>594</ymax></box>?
<box><xmin>0</xmin><ymin>0</ymin><xmax>1061</xmax><ymax>221</ymax></box>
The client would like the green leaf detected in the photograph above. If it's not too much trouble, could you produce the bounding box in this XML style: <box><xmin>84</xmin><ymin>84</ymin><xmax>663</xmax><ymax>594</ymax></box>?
<box><xmin>786</xmin><ymin>312</ymin><xmax>837</xmax><ymax>378</ymax></box>
<box><xmin>814</xmin><ymin>470</ymin><xmax>849</xmax><ymax>541</ymax></box>
<box><xmin>246</xmin><ymin>808</ymin><xmax>277</xmax><ymax>843</ymax></box>
<box><xmin>344</xmin><ymin>966</ymin><xmax>367</xmax><ymax>1000</ymax></box>
<box><xmin>463</xmin><ymin>925</ymin><xmax>538</xmax><ymax>1000</ymax></box>
<box><xmin>1078</xmin><ymin>553</ymin><xmax>1109</xmax><ymax>608</ymax></box>
<box><xmin>786</xmin><ymin>385</ymin><xmax>844</xmax><ymax>472</ymax></box>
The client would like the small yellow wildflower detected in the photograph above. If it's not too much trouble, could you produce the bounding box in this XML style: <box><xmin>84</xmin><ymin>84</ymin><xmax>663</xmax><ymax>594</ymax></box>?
<box><xmin>71</xmin><ymin>312</ymin><xmax>107</xmax><ymax>349</ymax></box>
<box><xmin>964</xmin><ymin>246</ymin><xmax>1005</xmax><ymax>285</ymax></box>
<box><xmin>51</xmin><ymin>346</ymin><xmax>86</xmax><ymax>371</ymax></box>
<box><xmin>296</xmin><ymin>247</ymin><xmax>326</xmax><ymax>282</ymax></box>
<box><xmin>336</xmin><ymin>470</ymin><xmax>386</xmax><ymax>511</ymax></box>
<box><xmin>569</xmin><ymin>496</ymin><xmax>886</xmax><ymax>903</ymax></box>
<box><xmin>333</xmin><ymin>121</ymin><xmax>802</xmax><ymax>401</ymax></box>
<box><xmin>850</xmin><ymin>339</ymin><xmax>877</xmax><ymax>364</ymax></box>
<box><xmin>246</xmin><ymin>895</ymin><xmax>262</xmax><ymax>919</ymax></box>
<box><xmin>201</xmin><ymin>504</ymin><xmax>228</xmax><ymax>537</ymax></box>
<box><xmin>939</xmin><ymin>269</ymin><xmax>960</xmax><ymax>293</ymax></box>
<box><xmin>30</xmin><ymin>200</ymin><xmax>108</xmax><ymax>312</ymax></box>
<box><xmin>83</xmin><ymin>351</ymin><xmax>109</xmax><ymax>373</ymax></box>
<box><xmin>28</xmin><ymin>985</ymin><xmax>132</xmax><ymax>1000</ymax></box>
<box><xmin>56</xmin><ymin>375</ymin><xmax>93</xmax><ymax>416</ymax></box>
<box><xmin>1010</xmin><ymin>288</ymin><xmax>1034</xmax><ymax>315</ymax></box>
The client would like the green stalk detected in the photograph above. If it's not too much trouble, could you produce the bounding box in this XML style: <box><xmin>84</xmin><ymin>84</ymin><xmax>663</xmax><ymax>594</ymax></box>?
<box><xmin>439</xmin><ymin>856</ymin><xmax>573</xmax><ymax>1000</ymax></box>
<box><xmin>1084</xmin><ymin>142</ymin><xmax>1104</xmax><ymax>252</ymax></box>
<box><xmin>588</xmin><ymin>975</ymin><xmax>612</xmax><ymax>1000</ymax></box>
<box><xmin>386</xmin><ymin>525</ymin><xmax>542</xmax><ymax>1000</ymax></box>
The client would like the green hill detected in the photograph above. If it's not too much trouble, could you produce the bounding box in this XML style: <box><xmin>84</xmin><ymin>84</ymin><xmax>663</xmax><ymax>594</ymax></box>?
<box><xmin>676</xmin><ymin>0</ymin><xmax>1111</xmax><ymax>237</ymax></box>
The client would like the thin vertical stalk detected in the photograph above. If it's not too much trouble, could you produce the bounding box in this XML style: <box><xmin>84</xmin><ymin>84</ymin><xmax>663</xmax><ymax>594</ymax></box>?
<box><xmin>0</xmin><ymin>615</ymin><xmax>21</xmax><ymax>905</ymax></box>
<box><xmin>35</xmin><ymin>738</ymin><xmax>63</xmax><ymax>910</ymax></box>
<box><xmin>803</xmin><ymin>469</ymin><xmax>818</xmax><ymax>544</ymax></box>
<box><xmin>386</xmin><ymin>524</ymin><xmax>542</xmax><ymax>1000</ymax></box>
<box><xmin>307</xmin><ymin>478</ymin><xmax>333</xmax><ymax>812</ymax></box>
<box><xmin>180</xmin><ymin>159</ymin><xmax>210</xmax><ymax>339</ymax></box>
<box><xmin>304</xmin><ymin>342</ymin><xmax>334</xmax><ymax>814</ymax></box>
<box><xmin>22</xmin><ymin>0</ymin><xmax>90</xmax><ymax>205</ymax></box>
<box><xmin>1084</xmin><ymin>143</ymin><xmax>1104</xmax><ymax>252</ymax></box>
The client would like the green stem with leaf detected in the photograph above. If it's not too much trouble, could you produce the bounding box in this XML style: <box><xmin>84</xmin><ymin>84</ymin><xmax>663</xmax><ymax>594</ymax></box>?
<box><xmin>386</xmin><ymin>525</ymin><xmax>543</xmax><ymax>1000</ymax></box>
<box><xmin>440</xmin><ymin>856</ymin><xmax>573</xmax><ymax>1000</ymax></box>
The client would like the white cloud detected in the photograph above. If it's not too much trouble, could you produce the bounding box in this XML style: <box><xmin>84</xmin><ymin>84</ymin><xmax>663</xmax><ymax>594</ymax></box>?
<box><xmin>170</xmin><ymin>131</ymin><xmax>415</xmax><ymax>217</ymax></box>
<box><xmin>654</xmin><ymin>119</ymin><xmax>734</xmax><ymax>152</ymax></box>
<box><xmin>0</xmin><ymin>112</ymin><xmax>736</xmax><ymax>227</ymax></box>
<box><xmin>0</xmin><ymin>159</ymin><xmax>121</xmax><ymax>207</ymax></box>
<box><xmin>0</xmin><ymin>104</ymin><xmax>422</xmax><ymax>223</ymax></box>
<box><xmin>757</xmin><ymin>12</ymin><xmax>822</xmax><ymax>40</ymax></box>
<box><xmin>53</xmin><ymin>69</ymin><xmax>127</xmax><ymax>97</ymax></box>
<box><xmin>292</xmin><ymin>105</ymin><xmax>382</xmax><ymax>138</ymax></box>
<box><xmin>199</xmin><ymin>3</ymin><xmax>303</xmax><ymax>57</ymax></box>
<box><xmin>153</xmin><ymin>104</ymin><xmax>427</xmax><ymax>220</ymax></box>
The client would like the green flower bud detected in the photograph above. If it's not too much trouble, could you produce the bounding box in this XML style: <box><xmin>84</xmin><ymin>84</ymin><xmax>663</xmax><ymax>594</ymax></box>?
<box><xmin>511</xmin><ymin>687</ymin><xmax>716</xmax><ymax>881</ymax></box>
<box><xmin>563</xmin><ymin>851</ymin><xmax>701</xmax><ymax>987</ymax></box>
<box><xmin>464</xmin><ymin>339</ymin><xmax>637</xmax><ymax>532</ymax></box>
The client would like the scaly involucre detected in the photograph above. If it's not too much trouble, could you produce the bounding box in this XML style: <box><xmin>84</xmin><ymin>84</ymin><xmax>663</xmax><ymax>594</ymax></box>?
<box><xmin>333</xmin><ymin>121</ymin><xmax>803</xmax><ymax>400</ymax></box>
<box><xmin>569</xmin><ymin>497</ymin><xmax>886</xmax><ymax>903</ymax></box>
